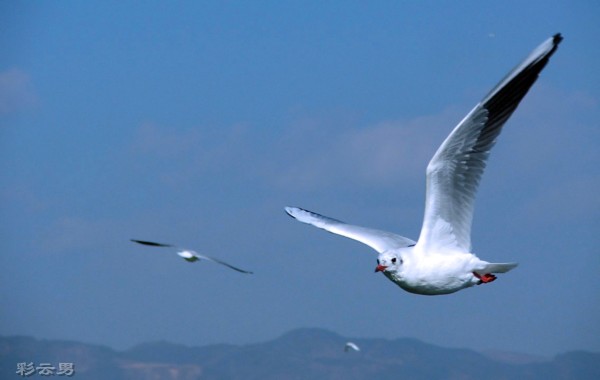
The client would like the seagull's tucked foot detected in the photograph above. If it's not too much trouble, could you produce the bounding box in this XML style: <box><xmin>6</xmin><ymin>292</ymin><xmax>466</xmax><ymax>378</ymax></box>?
<box><xmin>473</xmin><ymin>272</ymin><xmax>497</xmax><ymax>285</ymax></box>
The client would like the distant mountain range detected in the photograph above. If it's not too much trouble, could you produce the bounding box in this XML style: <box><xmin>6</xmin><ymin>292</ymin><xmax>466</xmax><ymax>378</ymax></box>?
<box><xmin>2</xmin><ymin>328</ymin><xmax>599</xmax><ymax>379</ymax></box>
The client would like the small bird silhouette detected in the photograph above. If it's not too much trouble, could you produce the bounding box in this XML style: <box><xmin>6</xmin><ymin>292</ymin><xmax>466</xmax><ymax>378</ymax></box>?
<box><xmin>131</xmin><ymin>239</ymin><xmax>253</xmax><ymax>274</ymax></box>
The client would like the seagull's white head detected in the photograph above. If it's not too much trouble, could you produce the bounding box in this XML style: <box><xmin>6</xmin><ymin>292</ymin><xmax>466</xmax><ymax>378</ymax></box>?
<box><xmin>375</xmin><ymin>251</ymin><xmax>403</xmax><ymax>273</ymax></box>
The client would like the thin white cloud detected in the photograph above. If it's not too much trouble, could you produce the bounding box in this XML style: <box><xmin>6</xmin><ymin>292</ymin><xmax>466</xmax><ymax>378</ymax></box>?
<box><xmin>128</xmin><ymin>121</ymin><xmax>251</xmax><ymax>186</ymax></box>
<box><xmin>274</xmin><ymin>84</ymin><xmax>600</xmax><ymax>201</ymax></box>
<box><xmin>124</xmin><ymin>85</ymin><xmax>599</xmax><ymax>216</ymax></box>
<box><xmin>503</xmin><ymin>86</ymin><xmax>600</xmax><ymax>225</ymax></box>
<box><xmin>273</xmin><ymin>107</ymin><xmax>465</xmax><ymax>190</ymax></box>
<box><xmin>1</xmin><ymin>186</ymin><xmax>48</xmax><ymax>218</ymax></box>
<box><xmin>40</xmin><ymin>216</ymin><xmax>113</xmax><ymax>253</ymax></box>
<box><xmin>491</xmin><ymin>84</ymin><xmax>599</xmax><ymax>172</ymax></box>
<box><xmin>522</xmin><ymin>176</ymin><xmax>600</xmax><ymax>225</ymax></box>
<box><xmin>0</xmin><ymin>68</ymin><xmax>38</xmax><ymax>114</ymax></box>
<box><xmin>126</xmin><ymin>108</ymin><xmax>463</xmax><ymax>193</ymax></box>
<box><xmin>130</xmin><ymin>122</ymin><xmax>204</xmax><ymax>158</ymax></box>
<box><xmin>38</xmin><ymin>214</ymin><xmax>158</xmax><ymax>257</ymax></box>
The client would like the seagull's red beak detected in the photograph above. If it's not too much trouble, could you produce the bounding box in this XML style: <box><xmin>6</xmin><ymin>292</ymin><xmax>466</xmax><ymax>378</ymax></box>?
<box><xmin>375</xmin><ymin>265</ymin><xmax>388</xmax><ymax>273</ymax></box>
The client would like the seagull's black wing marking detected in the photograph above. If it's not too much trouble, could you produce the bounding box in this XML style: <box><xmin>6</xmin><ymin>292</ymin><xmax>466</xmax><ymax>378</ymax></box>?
<box><xmin>130</xmin><ymin>239</ymin><xmax>174</xmax><ymax>248</ymax></box>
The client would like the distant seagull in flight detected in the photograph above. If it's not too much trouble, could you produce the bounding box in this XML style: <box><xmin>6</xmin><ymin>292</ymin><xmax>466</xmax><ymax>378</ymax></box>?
<box><xmin>130</xmin><ymin>239</ymin><xmax>253</xmax><ymax>274</ymax></box>
<box><xmin>286</xmin><ymin>34</ymin><xmax>562</xmax><ymax>295</ymax></box>
<box><xmin>344</xmin><ymin>342</ymin><xmax>360</xmax><ymax>352</ymax></box>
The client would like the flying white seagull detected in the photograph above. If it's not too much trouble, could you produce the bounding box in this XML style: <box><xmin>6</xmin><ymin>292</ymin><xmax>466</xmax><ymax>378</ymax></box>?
<box><xmin>344</xmin><ymin>342</ymin><xmax>361</xmax><ymax>352</ymax></box>
<box><xmin>130</xmin><ymin>239</ymin><xmax>253</xmax><ymax>274</ymax></box>
<box><xmin>285</xmin><ymin>34</ymin><xmax>562</xmax><ymax>295</ymax></box>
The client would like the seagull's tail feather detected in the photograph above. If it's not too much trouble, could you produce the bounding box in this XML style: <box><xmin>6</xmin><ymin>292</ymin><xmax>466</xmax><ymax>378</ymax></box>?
<box><xmin>480</xmin><ymin>262</ymin><xmax>518</xmax><ymax>274</ymax></box>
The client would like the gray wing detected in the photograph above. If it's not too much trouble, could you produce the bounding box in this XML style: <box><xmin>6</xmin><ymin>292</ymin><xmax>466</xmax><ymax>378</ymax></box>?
<box><xmin>285</xmin><ymin>207</ymin><xmax>416</xmax><ymax>254</ymax></box>
<box><xmin>193</xmin><ymin>252</ymin><xmax>254</xmax><ymax>274</ymax></box>
<box><xmin>416</xmin><ymin>34</ymin><xmax>562</xmax><ymax>252</ymax></box>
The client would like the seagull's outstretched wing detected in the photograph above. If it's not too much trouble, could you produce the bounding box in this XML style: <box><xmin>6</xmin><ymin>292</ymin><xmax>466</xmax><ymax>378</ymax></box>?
<box><xmin>192</xmin><ymin>253</ymin><xmax>254</xmax><ymax>274</ymax></box>
<box><xmin>416</xmin><ymin>34</ymin><xmax>562</xmax><ymax>253</ymax></box>
<box><xmin>345</xmin><ymin>342</ymin><xmax>360</xmax><ymax>352</ymax></box>
<box><xmin>285</xmin><ymin>207</ymin><xmax>416</xmax><ymax>254</ymax></box>
<box><xmin>130</xmin><ymin>239</ymin><xmax>174</xmax><ymax>248</ymax></box>
<box><xmin>130</xmin><ymin>239</ymin><xmax>253</xmax><ymax>274</ymax></box>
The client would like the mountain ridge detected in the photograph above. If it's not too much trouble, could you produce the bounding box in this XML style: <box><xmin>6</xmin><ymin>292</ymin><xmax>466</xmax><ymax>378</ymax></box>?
<box><xmin>2</xmin><ymin>328</ymin><xmax>598</xmax><ymax>379</ymax></box>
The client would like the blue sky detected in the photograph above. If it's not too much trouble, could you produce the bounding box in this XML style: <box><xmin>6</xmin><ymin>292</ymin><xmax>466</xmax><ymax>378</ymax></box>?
<box><xmin>1</xmin><ymin>1</ymin><xmax>598</xmax><ymax>356</ymax></box>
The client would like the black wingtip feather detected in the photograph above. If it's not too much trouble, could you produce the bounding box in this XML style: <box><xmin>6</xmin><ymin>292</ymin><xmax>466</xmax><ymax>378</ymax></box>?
<box><xmin>130</xmin><ymin>239</ymin><xmax>172</xmax><ymax>247</ymax></box>
<box><xmin>284</xmin><ymin>206</ymin><xmax>301</xmax><ymax>220</ymax></box>
<box><xmin>481</xmin><ymin>33</ymin><xmax>563</xmax><ymax>138</ymax></box>
<box><xmin>553</xmin><ymin>33</ymin><xmax>563</xmax><ymax>44</ymax></box>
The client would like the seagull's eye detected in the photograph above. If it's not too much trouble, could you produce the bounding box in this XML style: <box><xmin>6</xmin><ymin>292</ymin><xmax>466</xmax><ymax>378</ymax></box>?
<box><xmin>391</xmin><ymin>258</ymin><xmax>397</xmax><ymax>264</ymax></box>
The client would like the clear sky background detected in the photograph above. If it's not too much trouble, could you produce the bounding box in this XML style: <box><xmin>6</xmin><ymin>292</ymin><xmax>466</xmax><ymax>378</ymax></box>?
<box><xmin>1</xmin><ymin>1</ymin><xmax>598</xmax><ymax>357</ymax></box>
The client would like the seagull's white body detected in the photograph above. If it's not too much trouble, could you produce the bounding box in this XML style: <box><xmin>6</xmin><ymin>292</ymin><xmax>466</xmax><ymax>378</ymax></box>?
<box><xmin>286</xmin><ymin>34</ymin><xmax>562</xmax><ymax>295</ymax></box>
<box><xmin>345</xmin><ymin>342</ymin><xmax>360</xmax><ymax>352</ymax></box>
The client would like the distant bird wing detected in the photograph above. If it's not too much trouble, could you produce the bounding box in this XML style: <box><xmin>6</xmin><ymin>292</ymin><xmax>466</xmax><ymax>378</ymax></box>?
<box><xmin>416</xmin><ymin>34</ymin><xmax>562</xmax><ymax>253</ymax></box>
<box><xmin>193</xmin><ymin>253</ymin><xmax>254</xmax><ymax>274</ymax></box>
<box><xmin>130</xmin><ymin>239</ymin><xmax>175</xmax><ymax>248</ymax></box>
<box><xmin>285</xmin><ymin>207</ymin><xmax>416</xmax><ymax>254</ymax></box>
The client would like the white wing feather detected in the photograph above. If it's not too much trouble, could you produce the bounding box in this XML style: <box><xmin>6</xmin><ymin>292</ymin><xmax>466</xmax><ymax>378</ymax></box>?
<box><xmin>416</xmin><ymin>34</ymin><xmax>562</xmax><ymax>252</ymax></box>
<box><xmin>285</xmin><ymin>207</ymin><xmax>415</xmax><ymax>254</ymax></box>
